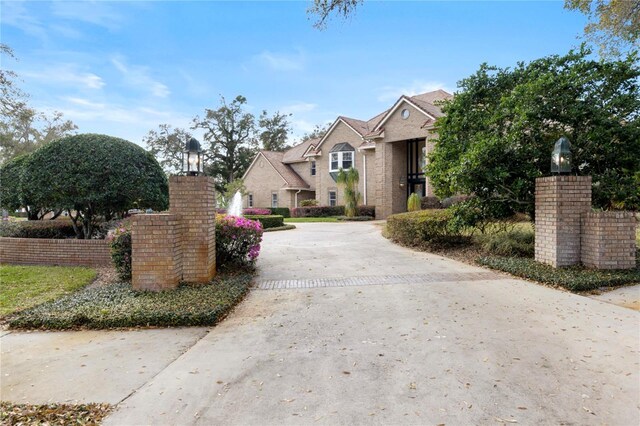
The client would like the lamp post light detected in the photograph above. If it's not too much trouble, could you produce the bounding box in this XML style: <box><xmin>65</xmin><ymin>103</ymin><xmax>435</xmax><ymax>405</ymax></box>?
<box><xmin>183</xmin><ymin>137</ymin><xmax>204</xmax><ymax>176</ymax></box>
<box><xmin>551</xmin><ymin>136</ymin><xmax>572</xmax><ymax>175</ymax></box>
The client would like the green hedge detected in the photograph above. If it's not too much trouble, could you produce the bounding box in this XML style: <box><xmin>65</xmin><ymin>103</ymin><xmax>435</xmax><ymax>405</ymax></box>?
<box><xmin>268</xmin><ymin>207</ymin><xmax>290</xmax><ymax>218</ymax></box>
<box><xmin>474</xmin><ymin>229</ymin><xmax>535</xmax><ymax>257</ymax></box>
<box><xmin>244</xmin><ymin>214</ymin><xmax>284</xmax><ymax>229</ymax></box>
<box><xmin>292</xmin><ymin>205</ymin><xmax>375</xmax><ymax>218</ymax></box>
<box><xmin>0</xmin><ymin>220</ymin><xmax>77</xmax><ymax>239</ymax></box>
<box><xmin>478</xmin><ymin>256</ymin><xmax>640</xmax><ymax>292</ymax></box>
<box><xmin>385</xmin><ymin>209</ymin><xmax>467</xmax><ymax>248</ymax></box>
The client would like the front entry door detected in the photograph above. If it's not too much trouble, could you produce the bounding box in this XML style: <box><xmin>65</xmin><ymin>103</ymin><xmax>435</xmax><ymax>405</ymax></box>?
<box><xmin>406</xmin><ymin>139</ymin><xmax>426</xmax><ymax>198</ymax></box>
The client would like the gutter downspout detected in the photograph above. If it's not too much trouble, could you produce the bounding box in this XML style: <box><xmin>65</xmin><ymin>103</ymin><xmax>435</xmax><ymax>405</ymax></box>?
<box><xmin>295</xmin><ymin>189</ymin><xmax>302</xmax><ymax>208</ymax></box>
<box><xmin>363</xmin><ymin>152</ymin><xmax>367</xmax><ymax>205</ymax></box>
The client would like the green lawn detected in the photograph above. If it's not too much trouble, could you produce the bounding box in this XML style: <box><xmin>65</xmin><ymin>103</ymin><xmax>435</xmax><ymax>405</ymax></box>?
<box><xmin>0</xmin><ymin>265</ymin><xmax>97</xmax><ymax>317</ymax></box>
<box><xmin>284</xmin><ymin>217</ymin><xmax>339</xmax><ymax>223</ymax></box>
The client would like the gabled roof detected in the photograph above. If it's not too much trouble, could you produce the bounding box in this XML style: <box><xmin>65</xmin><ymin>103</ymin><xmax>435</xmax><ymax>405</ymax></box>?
<box><xmin>282</xmin><ymin>137</ymin><xmax>320</xmax><ymax>164</ymax></box>
<box><xmin>372</xmin><ymin>90</ymin><xmax>452</xmax><ymax>132</ymax></box>
<box><xmin>243</xmin><ymin>151</ymin><xmax>310</xmax><ymax>189</ymax></box>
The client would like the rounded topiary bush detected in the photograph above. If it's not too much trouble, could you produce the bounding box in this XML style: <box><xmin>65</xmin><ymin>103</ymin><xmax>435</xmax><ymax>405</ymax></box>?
<box><xmin>23</xmin><ymin>134</ymin><xmax>169</xmax><ymax>238</ymax></box>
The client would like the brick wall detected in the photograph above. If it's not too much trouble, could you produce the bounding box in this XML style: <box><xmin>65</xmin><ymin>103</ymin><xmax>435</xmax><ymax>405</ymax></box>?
<box><xmin>0</xmin><ymin>237</ymin><xmax>110</xmax><ymax>267</ymax></box>
<box><xmin>169</xmin><ymin>175</ymin><xmax>216</xmax><ymax>283</ymax></box>
<box><xmin>535</xmin><ymin>176</ymin><xmax>592</xmax><ymax>267</ymax></box>
<box><xmin>581</xmin><ymin>212</ymin><xmax>637</xmax><ymax>270</ymax></box>
<box><xmin>131</xmin><ymin>214</ymin><xmax>183</xmax><ymax>291</ymax></box>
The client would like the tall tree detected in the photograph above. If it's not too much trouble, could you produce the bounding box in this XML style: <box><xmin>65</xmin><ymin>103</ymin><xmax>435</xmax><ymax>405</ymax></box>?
<box><xmin>143</xmin><ymin>124</ymin><xmax>192</xmax><ymax>175</ymax></box>
<box><xmin>308</xmin><ymin>0</ymin><xmax>363</xmax><ymax>29</ymax></box>
<box><xmin>192</xmin><ymin>95</ymin><xmax>259</xmax><ymax>192</ymax></box>
<box><xmin>258</xmin><ymin>110</ymin><xmax>291</xmax><ymax>152</ymax></box>
<box><xmin>300</xmin><ymin>122</ymin><xmax>331</xmax><ymax>142</ymax></box>
<box><xmin>565</xmin><ymin>0</ymin><xmax>640</xmax><ymax>57</ymax></box>
<box><xmin>0</xmin><ymin>44</ymin><xmax>77</xmax><ymax>164</ymax></box>
<box><xmin>427</xmin><ymin>47</ymin><xmax>640</xmax><ymax>219</ymax></box>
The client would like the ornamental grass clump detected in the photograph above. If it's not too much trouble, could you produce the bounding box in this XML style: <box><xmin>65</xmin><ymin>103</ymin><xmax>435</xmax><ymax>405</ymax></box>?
<box><xmin>216</xmin><ymin>215</ymin><xmax>263</xmax><ymax>269</ymax></box>
<box><xmin>407</xmin><ymin>193</ymin><xmax>421</xmax><ymax>212</ymax></box>
<box><xmin>336</xmin><ymin>167</ymin><xmax>361</xmax><ymax>218</ymax></box>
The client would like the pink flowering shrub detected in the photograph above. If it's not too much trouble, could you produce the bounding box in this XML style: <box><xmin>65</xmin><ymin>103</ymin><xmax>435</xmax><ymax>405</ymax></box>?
<box><xmin>107</xmin><ymin>219</ymin><xmax>132</xmax><ymax>280</ymax></box>
<box><xmin>216</xmin><ymin>215</ymin><xmax>263</xmax><ymax>268</ymax></box>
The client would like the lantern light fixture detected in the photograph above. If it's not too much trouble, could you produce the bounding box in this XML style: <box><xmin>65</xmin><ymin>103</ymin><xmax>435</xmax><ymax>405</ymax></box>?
<box><xmin>183</xmin><ymin>137</ymin><xmax>204</xmax><ymax>176</ymax></box>
<box><xmin>551</xmin><ymin>136</ymin><xmax>572</xmax><ymax>175</ymax></box>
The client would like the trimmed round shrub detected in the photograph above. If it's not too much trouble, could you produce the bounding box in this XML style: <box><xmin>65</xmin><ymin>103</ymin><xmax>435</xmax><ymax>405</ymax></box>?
<box><xmin>386</xmin><ymin>209</ymin><xmax>467</xmax><ymax>248</ymax></box>
<box><xmin>300</xmin><ymin>199</ymin><xmax>318</xmax><ymax>207</ymax></box>
<box><xmin>108</xmin><ymin>220</ymin><xmax>132</xmax><ymax>281</ymax></box>
<box><xmin>22</xmin><ymin>134</ymin><xmax>169</xmax><ymax>239</ymax></box>
<box><xmin>216</xmin><ymin>215</ymin><xmax>264</xmax><ymax>268</ymax></box>
<box><xmin>269</xmin><ymin>207</ymin><xmax>291</xmax><ymax>218</ymax></box>
<box><xmin>421</xmin><ymin>196</ymin><xmax>442</xmax><ymax>209</ymax></box>
<box><xmin>244</xmin><ymin>214</ymin><xmax>284</xmax><ymax>229</ymax></box>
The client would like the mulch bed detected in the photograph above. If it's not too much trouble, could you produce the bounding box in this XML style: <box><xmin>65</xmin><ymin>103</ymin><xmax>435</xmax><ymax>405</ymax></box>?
<box><xmin>0</xmin><ymin>402</ymin><xmax>113</xmax><ymax>425</ymax></box>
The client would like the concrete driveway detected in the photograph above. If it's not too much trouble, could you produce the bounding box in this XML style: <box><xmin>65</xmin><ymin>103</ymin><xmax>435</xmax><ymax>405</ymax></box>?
<box><xmin>2</xmin><ymin>222</ymin><xmax>638</xmax><ymax>425</ymax></box>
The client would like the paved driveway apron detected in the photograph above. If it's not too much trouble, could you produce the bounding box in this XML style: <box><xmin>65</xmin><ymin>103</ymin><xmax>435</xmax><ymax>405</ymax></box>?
<box><xmin>104</xmin><ymin>222</ymin><xmax>640</xmax><ymax>425</ymax></box>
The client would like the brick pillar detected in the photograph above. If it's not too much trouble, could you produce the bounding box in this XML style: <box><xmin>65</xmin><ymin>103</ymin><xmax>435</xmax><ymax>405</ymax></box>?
<box><xmin>534</xmin><ymin>176</ymin><xmax>591</xmax><ymax>267</ymax></box>
<box><xmin>132</xmin><ymin>214</ymin><xmax>182</xmax><ymax>291</ymax></box>
<box><xmin>169</xmin><ymin>175</ymin><xmax>216</xmax><ymax>283</ymax></box>
<box><xmin>581</xmin><ymin>212</ymin><xmax>637</xmax><ymax>270</ymax></box>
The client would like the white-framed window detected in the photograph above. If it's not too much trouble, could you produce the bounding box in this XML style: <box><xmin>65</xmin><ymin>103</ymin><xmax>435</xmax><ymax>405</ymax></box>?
<box><xmin>311</xmin><ymin>161</ymin><xmax>316</xmax><ymax>176</ymax></box>
<box><xmin>329</xmin><ymin>190</ymin><xmax>337</xmax><ymax>207</ymax></box>
<box><xmin>329</xmin><ymin>151</ymin><xmax>355</xmax><ymax>172</ymax></box>
<box><xmin>248</xmin><ymin>193</ymin><xmax>254</xmax><ymax>208</ymax></box>
<box><xmin>271</xmin><ymin>192</ymin><xmax>278</xmax><ymax>208</ymax></box>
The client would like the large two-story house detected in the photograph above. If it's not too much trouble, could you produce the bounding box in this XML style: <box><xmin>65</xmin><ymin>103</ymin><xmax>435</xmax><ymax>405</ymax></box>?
<box><xmin>242</xmin><ymin>89</ymin><xmax>452</xmax><ymax>219</ymax></box>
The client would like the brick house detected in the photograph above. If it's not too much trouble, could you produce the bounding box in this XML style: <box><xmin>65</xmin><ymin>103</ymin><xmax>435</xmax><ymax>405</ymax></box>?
<box><xmin>242</xmin><ymin>90</ymin><xmax>452</xmax><ymax>219</ymax></box>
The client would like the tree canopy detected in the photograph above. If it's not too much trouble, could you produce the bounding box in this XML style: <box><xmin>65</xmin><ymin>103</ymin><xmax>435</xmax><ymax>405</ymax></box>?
<box><xmin>426</xmin><ymin>47</ymin><xmax>640</xmax><ymax>219</ymax></box>
<box><xmin>23</xmin><ymin>134</ymin><xmax>169</xmax><ymax>238</ymax></box>
<box><xmin>143</xmin><ymin>124</ymin><xmax>192</xmax><ymax>175</ymax></box>
<box><xmin>565</xmin><ymin>0</ymin><xmax>640</xmax><ymax>57</ymax></box>
<box><xmin>308</xmin><ymin>0</ymin><xmax>363</xmax><ymax>29</ymax></box>
<box><xmin>258</xmin><ymin>110</ymin><xmax>291</xmax><ymax>152</ymax></box>
<box><xmin>0</xmin><ymin>44</ymin><xmax>77</xmax><ymax>164</ymax></box>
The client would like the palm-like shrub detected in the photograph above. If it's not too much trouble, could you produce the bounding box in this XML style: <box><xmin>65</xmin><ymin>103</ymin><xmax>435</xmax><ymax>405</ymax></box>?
<box><xmin>336</xmin><ymin>168</ymin><xmax>361</xmax><ymax>217</ymax></box>
<box><xmin>407</xmin><ymin>193</ymin><xmax>421</xmax><ymax>212</ymax></box>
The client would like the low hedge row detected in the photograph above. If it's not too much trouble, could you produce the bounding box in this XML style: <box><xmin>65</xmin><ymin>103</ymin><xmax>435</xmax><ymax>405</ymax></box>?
<box><xmin>0</xmin><ymin>219</ymin><xmax>116</xmax><ymax>239</ymax></box>
<box><xmin>478</xmin><ymin>255</ymin><xmax>640</xmax><ymax>292</ymax></box>
<box><xmin>243</xmin><ymin>214</ymin><xmax>284</xmax><ymax>229</ymax></box>
<box><xmin>8</xmin><ymin>272</ymin><xmax>254</xmax><ymax>329</ymax></box>
<box><xmin>292</xmin><ymin>205</ymin><xmax>375</xmax><ymax>218</ymax></box>
<box><xmin>385</xmin><ymin>209</ymin><xmax>467</xmax><ymax>247</ymax></box>
<box><xmin>0</xmin><ymin>220</ymin><xmax>77</xmax><ymax>239</ymax></box>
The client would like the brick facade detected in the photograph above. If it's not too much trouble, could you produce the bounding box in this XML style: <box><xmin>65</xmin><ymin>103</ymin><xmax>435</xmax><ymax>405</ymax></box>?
<box><xmin>581</xmin><ymin>212</ymin><xmax>637</xmax><ymax>270</ymax></box>
<box><xmin>535</xmin><ymin>176</ymin><xmax>592</xmax><ymax>267</ymax></box>
<box><xmin>0</xmin><ymin>237</ymin><xmax>110</xmax><ymax>267</ymax></box>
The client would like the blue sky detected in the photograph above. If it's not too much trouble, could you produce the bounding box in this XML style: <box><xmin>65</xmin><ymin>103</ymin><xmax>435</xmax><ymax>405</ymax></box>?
<box><xmin>1</xmin><ymin>1</ymin><xmax>589</xmax><ymax>146</ymax></box>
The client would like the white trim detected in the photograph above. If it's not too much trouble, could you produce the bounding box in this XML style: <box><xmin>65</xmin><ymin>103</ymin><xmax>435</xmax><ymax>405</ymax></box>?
<box><xmin>329</xmin><ymin>150</ymin><xmax>354</xmax><ymax>173</ymax></box>
<box><xmin>314</xmin><ymin>118</ymin><xmax>364</xmax><ymax>151</ymax></box>
<box><xmin>302</xmin><ymin>144</ymin><xmax>317</xmax><ymax>157</ymax></box>
<box><xmin>373</xmin><ymin>97</ymin><xmax>436</xmax><ymax>131</ymax></box>
<box><xmin>271</xmin><ymin>192</ymin><xmax>278</xmax><ymax>208</ymax></box>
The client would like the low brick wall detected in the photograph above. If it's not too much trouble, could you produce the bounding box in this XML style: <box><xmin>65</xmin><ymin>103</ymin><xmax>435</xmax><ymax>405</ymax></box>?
<box><xmin>581</xmin><ymin>212</ymin><xmax>637</xmax><ymax>270</ymax></box>
<box><xmin>0</xmin><ymin>237</ymin><xmax>111</xmax><ymax>267</ymax></box>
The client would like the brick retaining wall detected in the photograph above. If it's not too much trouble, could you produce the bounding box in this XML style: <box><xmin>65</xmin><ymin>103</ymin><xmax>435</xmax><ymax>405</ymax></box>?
<box><xmin>0</xmin><ymin>237</ymin><xmax>111</xmax><ymax>267</ymax></box>
<box><xmin>581</xmin><ymin>212</ymin><xmax>637</xmax><ymax>270</ymax></box>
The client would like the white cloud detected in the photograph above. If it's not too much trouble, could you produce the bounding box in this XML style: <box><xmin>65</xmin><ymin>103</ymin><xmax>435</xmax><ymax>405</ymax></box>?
<box><xmin>111</xmin><ymin>55</ymin><xmax>170</xmax><ymax>98</ymax></box>
<box><xmin>24</xmin><ymin>66</ymin><xmax>105</xmax><ymax>90</ymax></box>
<box><xmin>50</xmin><ymin>0</ymin><xmax>124</xmax><ymax>30</ymax></box>
<box><xmin>0</xmin><ymin>1</ymin><xmax>47</xmax><ymax>39</ymax></box>
<box><xmin>377</xmin><ymin>80</ymin><xmax>453</xmax><ymax>102</ymax></box>
<box><xmin>254</xmin><ymin>50</ymin><xmax>305</xmax><ymax>71</ymax></box>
